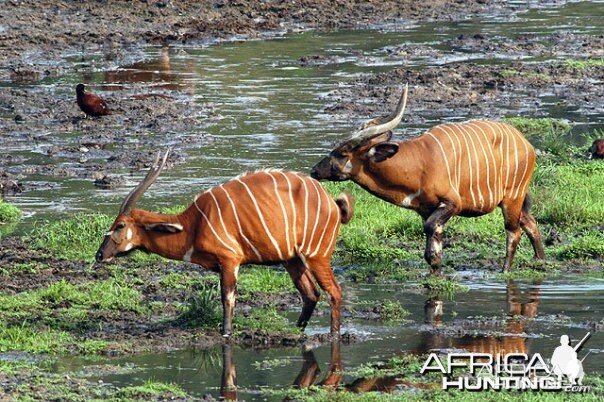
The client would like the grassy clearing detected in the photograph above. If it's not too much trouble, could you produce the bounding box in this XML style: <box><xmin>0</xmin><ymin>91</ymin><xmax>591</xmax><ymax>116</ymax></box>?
<box><xmin>27</xmin><ymin>132</ymin><xmax>602</xmax><ymax>275</ymax></box>
<box><xmin>235</xmin><ymin>306</ymin><xmax>296</xmax><ymax>334</ymax></box>
<box><xmin>0</xmin><ymin>200</ymin><xmax>21</xmax><ymax>223</ymax></box>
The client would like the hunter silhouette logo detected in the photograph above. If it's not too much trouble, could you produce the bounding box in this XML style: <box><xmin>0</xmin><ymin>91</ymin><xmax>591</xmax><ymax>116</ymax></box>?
<box><xmin>420</xmin><ymin>332</ymin><xmax>592</xmax><ymax>392</ymax></box>
<box><xmin>551</xmin><ymin>333</ymin><xmax>590</xmax><ymax>385</ymax></box>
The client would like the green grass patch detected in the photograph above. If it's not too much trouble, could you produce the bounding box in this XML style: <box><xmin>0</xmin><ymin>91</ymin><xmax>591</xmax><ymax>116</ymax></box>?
<box><xmin>31</xmin><ymin>213</ymin><xmax>113</xmax><ymax>261</ymax></box>
<box><xmin>0</xmin><ymin>359</ymin><xmax>38</xmax><ymax>375</ymax></box>
<box><xmin>418</xmin><ymin>275</ymin><xmax>469</xmax><ymax>296</ymax></box>
<box><xmin>564</xmin><ymin>57</ymin><xmax>604</xmax><ymax>71</ymax></box>
<box><xmin>0</xmin><ymin>277</ymin><xmax>142</xmax><ymax>352</ymax></box>
<box><xmin>345</xmin><ymin>354</ymin><xmax>427</xmax><ymax>379</ymax></box>
<box><xmin>559</xmin><ymin>231</ymin><xmax>604</xmax><ymax>260</ymax></box>
<box><xmin>504</xmin><ymin>117</ymin><xmax>571</xmax><ymax>139</ymax></box>
<box><xmin>176</xmin><ymin>283</ymin><xmax>222</xmax><ymax>328</ymax></box>
<box><xmin>238</xmin><ymin>266</ymin><xmax>294</xmax><ymax>296</ymax></box>
<box><xmin>356</xmin><ymin>299</ymin><xmax>411</xmax><ymax>322</ymax></box>
<box><xmin>235</xmin><ymin>306</ymin><xmax>295</xmax><ymax>334</ymax></box>
<box><xmin>531</xmin><ymin>161</ymin><xmax>604</xmax><ymax>228</ymax></box>
<box><xmin>116</xmin><ymin>379</ymin><xmax>187</xmax><ymax>399</ymax></box>
<box><xmin>0</xmin><ymin>200</ymin><xmax>21</xmax><ymax>223</ymax></box>
<box><xmin>0</xmin><ymin>324</ymin><xmax>74</xmax><ymax>354</ymax></box>
<box><xmin>27</xmin><ymin>205</ymin><xmax>190</xmax><ymax>262</ymax></box>
<box><xmin>378</xmin><ymin>299</ymin><xmax>410</xmax><ymax>321</ymax></box>
<box><xmin>37</xmin><ymin>278</ymin><xmax>143</xmax><ymax>313</ymax></box>
<box><xmin>323</xmin><ymin>182</ymin><xmax>423</xmax><ymax>266</ymax></box>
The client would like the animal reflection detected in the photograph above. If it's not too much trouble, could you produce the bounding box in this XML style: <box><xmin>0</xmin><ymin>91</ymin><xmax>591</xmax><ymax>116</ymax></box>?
<box><xmin>103</xmin><ymin>47</ymin><xmax>189</xmax><ymax>92</ymax></box>
<box><xmin>215</xmin><ymin>280</ymin><xmax>542</xmax><ymax>399</ymax></box>
<box><xmin>218</xmin><ymin>341</ymin><xmax>425</xmax><ymax>399</ymax></box>
<box><xmin>416</xmin><ymin>279</ymin><xmax>541</xmax><ymax>356</ymax></box>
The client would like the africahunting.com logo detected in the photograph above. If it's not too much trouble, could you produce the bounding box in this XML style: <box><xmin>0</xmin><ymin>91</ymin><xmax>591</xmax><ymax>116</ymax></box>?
<box><xmin>420</xmin><ymin>332</ymin><xmax>592</xmax><ymax>392</ymax></box>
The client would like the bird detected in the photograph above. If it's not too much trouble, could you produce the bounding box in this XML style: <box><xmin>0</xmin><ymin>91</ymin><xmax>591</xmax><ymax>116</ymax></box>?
<box><xmin>76</xmin><ymin>83</ymin><xmax>110</xmax><ymax>117</ymax></box>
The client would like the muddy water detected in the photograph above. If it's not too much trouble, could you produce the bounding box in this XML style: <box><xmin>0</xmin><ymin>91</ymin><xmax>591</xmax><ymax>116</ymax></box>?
<box><xmin>3</xmin><ymin>1</ymin><xmax>604</xmax><ymax>227</ymax></box>
<box><xmin>54</xmin><ymin>275</ymin><xmax>604</xmax><ymax>399</ymax></box>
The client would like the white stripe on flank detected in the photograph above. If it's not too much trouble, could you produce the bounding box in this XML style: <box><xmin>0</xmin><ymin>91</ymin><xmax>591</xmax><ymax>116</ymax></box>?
<box><xmin>266</xmin><ymin>172</ymin><xmax>292</xmax><ymax>257</ymax></box>
<box><xmin>219</xmin><ymin>185</ymin><xmax>262</xmax><ymax>261</ymax></box>
<box><xmin>495</xmin><ymin>123</ymin><xmax>504</xmax><ymax>203</ymax></box>
<box><xmin>467</xmin><ymin>123</ymin><xmax>494</xmax><ymax>210</ymax></box>
<box><xmin>454</xmin><ymin>124</ymin><xmax>477</xmax><ymax>207</ymax></box>
<box><xmin>440</xmin><ymin>125</ymin><xmax>464</xmax><ymax>190</ymax></box>
<box><xmin>513</xmin><ymin>131</ymin><xmax>530</xmax><ymax>200</ymax></box>
<box><xmin>484</xmin><ymin>123</ymin><xmax>498</xmax><ymax>205</ymax></box>
<box><xmin>235</xmin><ymin>178</ymin><xmax>284</xmax><ymax>260</ymax></box>
<box><xmin>105</xmin><ymin>231</ymin><xmax>114</xmax><ymax>236</ymax></box>
<box><xmin>276</xmin><ymin>171</ymin><xmax>298</xmax><ymax>246</ymax></box>
<box><xmin>426</xmin><ymin>132</ymin><xmax>461</xmax><ymax>200</ymax></box>
<box><xmin>295</xmin><ymin>173</ymin><xmax>310</xmax><ymax>251</ymax></box>
<box><xmin>322</xmin><ymin>205</ymin><xmax>340</xmax><ymax>258</ymax></box>
<box><xmin>500</xmin><ymin>122</ymin><xmax>511</xmax><ymax>195</ymax></box>
<box><xmin>305</xmin><ymin>178</ymin><xmax>323</xmax><ymax>255</ymax></box>
<box><xmin>207</xmin><ymin>189</ymin><xmax>239</xmax><ymax>248</ymax></box>
<box><xmin>457</xmin><ymin>123</ymin><xmax>484</xmax><ymax>210</ymax></box>
<box><xmin>437</xmin><ymin>126</ymin><xmax>460</xmax><ymax>190</ymax></box>
<box><xmin>311</xmin><ymin>188</ymin><xmax>333</xmax><ymax>257</ymax></box>
<box><xmin>504</xmin><ymin>124</ymin><xmax>520</xmax><ymax>199</ymax></box>
<box><xmin>193</xmin><ymin>197</ymin><xmax>239</xmax><ymax>255</ymax></box>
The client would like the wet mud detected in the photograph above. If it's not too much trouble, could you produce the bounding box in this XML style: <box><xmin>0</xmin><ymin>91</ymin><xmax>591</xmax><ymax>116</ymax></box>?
<box><xmin>322</xmin><ymin>60</ymin><xmax>604</xmax><ymax>128</ymax></box>
<box><xmin>0</xmin><ymin>0</ymin><xmax>506</xmax><ymax>81</ymax></box>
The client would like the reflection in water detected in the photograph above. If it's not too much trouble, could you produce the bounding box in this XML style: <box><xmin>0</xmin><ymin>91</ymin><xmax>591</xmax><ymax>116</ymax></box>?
<box><xmin>51</xmin><ymin>276</ymin><xmax>603</xmax><ymax>399</ymax></box>
<box><xmin>219</xmin><ymin>340</ymin><xmax>424</xmax><ymax>397</ymax></box>
<box><xmin>419</xmin><ymin>279</ymin><xmax>542</xmax><ymax>356</ymax></box>
<box><xmin>221</xmin><ymin>344</ymin><xmax>237</xmax><ymax>401</ymax></box>
<box><xmin>101</xmin><ymin>48</ymin><xmax>193</xmax><ymax>92</ymax></box>
<box><xmin>292</xmin><ymin>341</ymin><xmax>343</xmax><ymax>389</ymax></box>
<box><xmin>213</xmin><ymin>281</ymin><xmax>545</xmax><ymax>398</ymax></box>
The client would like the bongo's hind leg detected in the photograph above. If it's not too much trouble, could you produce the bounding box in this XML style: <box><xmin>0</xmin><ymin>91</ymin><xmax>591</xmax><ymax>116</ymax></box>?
<box><xmin>519</xmin><ymin>209</ymin><xmax>546</xmax><ymax>260</ymax></box>
<box><xmin>501</xmin><ymin>200</ymin><xmax>523</xmax><ymax>272</ymax></box>
<box><xmin>284</xmin><ymin>258</ymin><xmax>320</xmax><ymax>329</ymax></box>
<box><xmin>302</xmin><ymin>256</ymin><xmax>342</xmax><ymax>335</ymax></box>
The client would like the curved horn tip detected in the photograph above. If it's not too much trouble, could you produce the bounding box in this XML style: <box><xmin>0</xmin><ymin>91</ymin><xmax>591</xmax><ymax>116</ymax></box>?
<box><xmin>160</xmin><ymin>149</ymin><xmax>170</xmax><ymax>165</ymax></box>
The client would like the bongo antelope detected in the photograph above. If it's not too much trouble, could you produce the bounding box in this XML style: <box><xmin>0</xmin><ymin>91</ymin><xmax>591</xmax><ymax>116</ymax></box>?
<box><xmin>311</xmin><ymin>85</ymin><xmax>545</xmax><ymax>273</ymax></box>
<box><xmin>96</xmin><ymin>151</ymin><xmax>353</xmax><ymax>336</ymax></box>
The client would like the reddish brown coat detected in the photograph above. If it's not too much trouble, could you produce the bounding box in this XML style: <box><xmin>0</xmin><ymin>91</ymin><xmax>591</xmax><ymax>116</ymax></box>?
<box><xmin>76</xmin><ymin>84</ymin><xmax>110</xmax><ymax>117</ymax></box>
<box><xmin>96</xmin><ymin>168</ymin><xmax>352</xmax><ymax>336</ymax></box>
